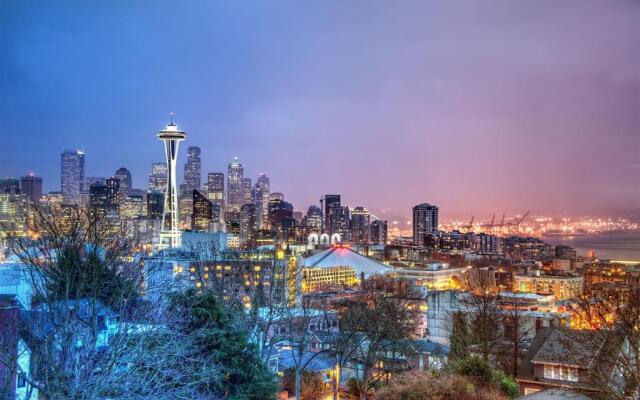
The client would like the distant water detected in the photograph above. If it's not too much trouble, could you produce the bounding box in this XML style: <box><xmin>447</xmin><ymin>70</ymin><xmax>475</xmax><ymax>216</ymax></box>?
<box><xmin>544</xmin><ymin>230</ymin><xmax>640</xmax><ymax>262</ymax></box>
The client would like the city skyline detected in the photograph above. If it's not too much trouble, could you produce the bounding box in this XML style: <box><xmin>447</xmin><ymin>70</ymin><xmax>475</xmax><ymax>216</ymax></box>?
<box><xmin>2</xmin><ymin>1</ymin><xmax>640</xmax><ymax>219</ymax></box>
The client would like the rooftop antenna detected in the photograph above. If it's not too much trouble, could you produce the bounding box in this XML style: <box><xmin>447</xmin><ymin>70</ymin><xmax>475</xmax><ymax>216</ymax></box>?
<box><xmin>169</xmin><ymin>112</ymin><xmax>175</xmax><ymax>126</ymax></box>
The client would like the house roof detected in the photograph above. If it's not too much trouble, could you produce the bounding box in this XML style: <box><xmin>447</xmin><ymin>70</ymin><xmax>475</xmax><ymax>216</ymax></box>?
<box><xmin>301</xmin><ymin>246</ymin><xmax>391</xmax><ymax>277</ymax></box>
<box><xmin>518</xmin><ymin>327</ymin><xmax>624</xmax><ymax>392</ymax></box>
<box><xmin>531</xmin><ymin>329</ymin><xmax>606</xmax><ymax>369</ymax></box>
<box><xmin>277</xmin><ymin>350</ymin><xmax>335</xmax><ymax>373</ymax></box>
<box><xmin>517</xmin><ymin>389</ymin><xmax>592</xmax><ymax>400</ymax></box>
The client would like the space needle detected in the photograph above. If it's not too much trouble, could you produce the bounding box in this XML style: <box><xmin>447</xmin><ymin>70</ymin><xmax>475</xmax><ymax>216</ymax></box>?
<box><xmin>157</xmin><ymin>113</ymin><xmax>186</xmax><ymax>249</ymax></box>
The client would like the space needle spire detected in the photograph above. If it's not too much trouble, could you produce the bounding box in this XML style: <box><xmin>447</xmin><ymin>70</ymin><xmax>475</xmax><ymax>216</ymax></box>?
<box><xmin>156</xmin><ymin>113</ymin><xmax>186</xmax><ymax>249</ymax></box>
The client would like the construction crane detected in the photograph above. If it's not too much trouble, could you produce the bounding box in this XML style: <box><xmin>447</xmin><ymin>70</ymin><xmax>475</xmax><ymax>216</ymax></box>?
<box><xmin>460</xmin><ymin>216</ymin><xmax>475</xmax><ymax>231</ymax></box>
<box><xmin>515</xmin><ymin>211</ymin><xmax>530</xmax><ymax>226</ymax></box>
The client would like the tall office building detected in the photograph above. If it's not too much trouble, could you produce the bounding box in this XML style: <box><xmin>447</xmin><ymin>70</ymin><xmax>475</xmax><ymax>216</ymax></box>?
<box><xmin>181</xmin><ymin>146</ymin><xmax>201</xmax><ymax>195</ymax></box>
<box><xmin>205</xmin><ymin>172</ymin><xmax>224</xmax><ymax>221</ymax></box>
<box><xmin>157</xmin><ymin>117</ymin><xmax>187</xmax><ymax>249</ymax></box>
<box><xmin>19</xmin><ymin>174</ymin><xmax>42</xmax><ymax>203</ymax></box>
<box><xmin>323</xmin><ymin>194</ymin><xmax>341</xmax><ymax>232</ymax></box>
<box><xmin>268</xmin><ymin>198</ymin><xmax>295</xmax><ymax>240</ymax></box>
<box><xmin>350</xmin><ymin>207</ymin><xmax>371</xmax><ymax>244</ymax></box>
<box><xmin>226</xmin><ymin>157</ymin><xmax>244</xmax><ymax>215</ymax></box>
<box><xmin>105</xmin><ymin>177</ymin><xmax>120</xmax><ymax>215</ymax></box>
<box><xmin>89</xmin><ymin>184</ymin><xmax>109</xmax><ymax>217</ymax></box>
<box><xmin>120</xmin><ymin>195</ymin><xmax>144</xmax><ymax>219</ymax></box>
<box><xmin>240</xmin><ymin>203</ymin><xmax>259</xmax><ymax>246</ymax></box>
<box><xmin>114</xmin><ymin>168</ymin><xmax>132</xmax><ymax>194</ymax></box>
<box><xmin>370</xmin><ymin>220</ymin><xmax>388</xmax><ymax>245</ymax></box>
<box><xmin>0</xmin><ymin>178</ymin><xmax>20</xmax><ymax>195</ymax></box>
<box><xmin>148</xmin><ymin>162</ymin><xmax>168</xmax><ymax>193</ymax></box>
<box><xmin>412</xmin><ymin>203</ymin><xmax>439</xmax><ymax>246</ymax></box>
<box><xmin>253</xmin><ymin>173</ymin><xmax>270</xmax><ymax>229</ymax></box>
<box><xmin>328</xmin><ymin>205</ymin><xmax>350</xmax><ymax>241</ymax></box>
<box><xmin>304</xmin><ymin>205</ymin><xmax>323</xmax><ymax>232</ymax></box>
<box><xmin>86</xmin><ymin>176</ymin><xmax>106</xmax><ymax>188</ymax></box>
<box><xmin>147</xmin><ymin>191</ymin><xmax>164</xmax><ymax>220</ymax></box>
<box><xmin>270</xmin><ymin>192</ymin><xmax>284</xmax><ymax>201</ymax></box>
<box><xmin>239</xmin><ymin>177</ymin><xmax>252</xmax><ymax>210</ymax></box>
<box><xmin>192</xmin><ymin>190</ymin><xmax>213</xmax><ymax>232</ymax></box>
<box><xmin>61</xmin><ymin>150</ymin><xmax>85</xmax><ymax>205</ymax></box>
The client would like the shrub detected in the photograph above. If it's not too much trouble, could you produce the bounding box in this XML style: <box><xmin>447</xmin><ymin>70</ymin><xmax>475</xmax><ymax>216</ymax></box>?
<box><xmin>450</xmin><ymin>356</ymin><xmax>494</xmax><ymax>385</ymax></box>
<box><xmin>494</xmin><ymin>370</ymin><xmax>519</xmax><ymax>398</ymax></box>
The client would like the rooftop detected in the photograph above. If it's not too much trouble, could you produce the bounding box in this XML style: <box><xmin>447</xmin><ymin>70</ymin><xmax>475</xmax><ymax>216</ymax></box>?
<box><xmin>302</xmin><ymin>245</ymin><xmax>391</xmax><ymax>277</ymax></box>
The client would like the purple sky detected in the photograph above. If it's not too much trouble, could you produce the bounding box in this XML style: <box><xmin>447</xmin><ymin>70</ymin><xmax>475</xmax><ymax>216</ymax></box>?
<box><xmin>1</xmin><ymin>1</ymin><xmax>639</xmax><ymax>220</ymax></box>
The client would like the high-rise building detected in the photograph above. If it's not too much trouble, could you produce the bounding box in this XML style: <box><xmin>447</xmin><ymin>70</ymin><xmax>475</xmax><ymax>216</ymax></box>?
<box><xmin>61</xmin><ymin>150</ymin><xmax>85</xmax><ymax>205</ymax></box>
<box><xmin>268</xmin><ymin>198</ymin><xmax>294</xmax><ymax>238</ymax></box>
<box><xmin>370</xmin><ymin>220</ymin><xmax>388</xmax><ymax>245</ymax></box>
<box><xmin>0</xmin><ymin>178</ymin><xmax>20</xmax><ymax>195</ymax></box>
<box><xmin>19</xmin><ymin>174</ymin><xmax>42</xmax><ymax>203</ymax></box>
<box><xmin>148</xmin><ymin>162</ymin><xmax>168</xmax><ymax>193</ymax></box>
<box><xmin>240</xmin><ymin>203</ymin><xmax>259</xmax><ymax>246</ymax></box>
<box><xmin>205</xmin><ymin>172</ymin><xmax>224</xmax><ymax>221</ymax></box>
<box><xmin>192</xmin><ymin>190</ymin><xmax>213</xmax><ymax>232</ymax></box>
<box><xmin>147</xmin><ymin>191</ymin><xmax>164</xmax><ymax>220</ymax></box>
<box><xmin>181</xmin><ymin>146</ymin><xmax>201</xmax><ymax>195</ymax></box>
<box><xmin>0</xmin><ymin>192</ymin><xmax>27</xmax><ymax>236</ymax></box>
<box><xmin>86</xmin><ymin>176</ymin><xmax>106</xmax><ymax>188</ymax></box>
<box><xmin>350</xmin><ymin>207</ymin><xmax>371</xmax><ymax>244</ymax></box>
<box><xmin>105</xmin><ymin>177</ymin><xmax>120</xmax><ymax>215</ymax></box>
<box><xmin>226</xmin><ymin>157</ymin><xmax>244</xmax><ymax>215</ymax></box>
<box><xmin>241</xmin><ymin>177</ymin><xmax>252</xmax><ymax>207</ymax></box>
<box><xmin>121</xmin><ymin>195</ymin><xmax>144</xmax><ymax>219</ymax></box>
<box><xmin>157</xmin><ymin>117</ymin><xmax>187</xmax><ymax>249</ymax></box>
<box><xmin>114</xmin><ymin>167</ymin><xmax>132</xmax><ymax>209</ymax></box>
<box><xmin>412</xmin><ymin>203</ymin><xmax>439</xmax><ymax>246</ymax></box>
<box><xmin>253</xmin><ymin>173</ymin><xmax>270</xmax><ymax>229</ymax></box>
<box><xmin>89</xmin><ymin>184</ymin><xmax>108</xmax><ymax>217</ymax></box>
<box><xmin>304</xmin><ymin>205</ymin><xmax>323</xmax><ymax>232</ymax></box>
<box><xmin>270</xmin><ymin>192</ymin><xmax>284</xmax><ymax>201</ymax></box>
<box><xmin>114</xmin><ymin>167</ymin><xmax>132</xmax><ymax>194</ymax></box>
<box><xmin>323</xmin><ymin>195</ymin><xmax>341</xmax><ymax>232</ymax></box>
<box><xmin>328</xmin><ymin>205</ymin><xmax>350</xmax><ymax>241</ymax></box>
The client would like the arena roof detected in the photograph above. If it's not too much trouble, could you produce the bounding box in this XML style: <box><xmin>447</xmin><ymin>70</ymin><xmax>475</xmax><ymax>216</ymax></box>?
<box><xmin>301</xmin><ymin>245</ymin><xmax>391</xmax><ymax>277</ymax></box>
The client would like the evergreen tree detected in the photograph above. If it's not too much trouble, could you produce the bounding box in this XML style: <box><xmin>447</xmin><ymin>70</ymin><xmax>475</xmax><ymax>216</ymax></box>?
<box><xmin>449</xmin><ymin>311</ymin><xmax>470</xmax><ymax>361</ymax></box>
<box><xmin>170</xmin><ymin>289</ymin><xmax>278</xmax><ymax>400</ymax></box>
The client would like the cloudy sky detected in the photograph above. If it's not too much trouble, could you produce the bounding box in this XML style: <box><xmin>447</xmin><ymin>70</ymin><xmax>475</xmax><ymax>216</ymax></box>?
<box><xmin>1</xmin><ymin>1</ymin><xmax>639</xmax><ymax>220</ymax></box>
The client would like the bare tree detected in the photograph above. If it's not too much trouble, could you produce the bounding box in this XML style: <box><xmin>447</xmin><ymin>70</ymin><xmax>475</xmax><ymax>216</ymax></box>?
<box><xmin>567</xmin><ymin>287</ymin><xmax>640</xmax><ymax>400</ymax></box>
<box><xmin>0</xmin><ymin>205</ymin><xmax>221</xmax><ymax>399</ymax></box>
<box><xmin>462</xmin><ymin>269</ymin><xmax>503</xmax><ymax>363</ymax></box>
<box><xmin>339</xmin><ymin>276</ymin><xmax>421</xmax><ymax>400</ymax></box>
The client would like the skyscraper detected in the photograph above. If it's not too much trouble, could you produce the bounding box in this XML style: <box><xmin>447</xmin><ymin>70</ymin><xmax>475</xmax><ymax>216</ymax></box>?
<box><xmin>241</xmin><ymin>177</ymin><xmax>252</xmax><ymax>208</ymax></box>
<box><xmin>205</xmin><ymin>172</ymin><xmax>224</xmax><ymax>221</ymax></box>
<box><xmin>105</xmin><ymin>177</ymin><xmax>120</xmax><ymax>215</ymax></box>
<box><xmin>181</xmin><ymin>146</ymin><xmax>201</xmax><ymax>195</ymax></box>
<box><xmin>114</xmin><ymin>167</ymin><xmax>132</xmax><ymax>194</ymax></box>
<box><xmin>253</xmin><ymin>173</ymin><xmax>270</xmax><ymax>229</ymax></box>
<box><xmin>226</xmin><ymin>157</ymin><xmax>244</xmax><ymax>215</ymax></box>
<box><xmin>412</xmin><ymin>203</ymin><xmax>439</xmax><ymax>246</ymax></box>
<box><xmin>148</xmin><ymin>162</ymin><xmax>168</xmax><ymax>193</ymax></box>
<box><xmin>350</xmin><ymin>206</ymin><xmax>371</xmax><ymax>244</ymax></box>
<box><xmin>192</xmin><ymin>189</ymin><xmax>213</xmax><ymax>232</ymax></box>
<box><xmin>0</xmin><ymin>178</ymin><xmax>20</xmax><ymax>195</ymax></box>
<box><xmin>146</xmin><ymin>191</ymin><xmax>164</xmax><ymax>220</ymax></box>
<box><xmin>328</xmin><ymin>205</ymin><xmax>350</xmax><ymax>241</ymax></box>
<box><xmin>89</xmin><ymin>183</ymin><xmax>109</xmax><ymax>217</ymax></box>
<box><xmin>61</xmin><ymin>149</ymin><xmax>85</xmax><ymax>205</ymax></box>
<box><xmin>370</xmin><ymin>219</ymin><xmax>388</xmax><ymax>245</ymax></box>
<box><xmin>323</xmin><ymin>194</ymin><xmax>340</xmax><ymax>233</ymax></box>
<box><xmin>157</xmin><ymin>117</ymin><xmax>186</xmax><ymax>249</ymax></box>
<box><xmin>20</xmin><ymin>174</ymin><xmax>42</xmax><ymax>203</ymax></box>
<box><xmin>240</xmin><ymin>203</ymin><xmax>258</xmax><ymax>246</ymax></box>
